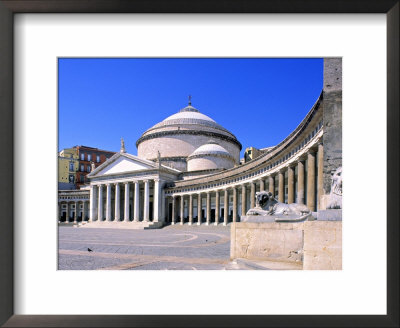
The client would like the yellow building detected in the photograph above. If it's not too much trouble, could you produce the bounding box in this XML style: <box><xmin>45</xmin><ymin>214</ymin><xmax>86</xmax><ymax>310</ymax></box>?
<box><xmin>58</xmin><ymin>147</ymin><xmax>79</xmax><ymax>190</ymax></box>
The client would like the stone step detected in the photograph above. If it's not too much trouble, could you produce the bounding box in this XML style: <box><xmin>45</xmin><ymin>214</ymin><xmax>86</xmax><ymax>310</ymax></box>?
<box><xmin>77</xmin><ymin>221</ymin><xmax>165</xmax><ymax>230</ymax></box>
<box><xmin>230</xmin><ymin>258</ymin><xmax>303</xmax><ymax>270</ymax></box>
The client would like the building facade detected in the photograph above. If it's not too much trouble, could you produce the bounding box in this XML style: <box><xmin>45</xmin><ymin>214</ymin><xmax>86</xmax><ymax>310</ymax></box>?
<box><xmin>75</xmin><ymin>146</ymin><xmax>116</xmax><ymax>189</ymax></box>
<box><xmin>58</xmin><ymin>146</ymin><xmax>116</xmax><ymax>190</ymax></box>
<box><xmin>58</xmin><ymin>147</ymin><xmax>79</xmax><ymax>190</ymax></box>
<box><xmin>58</xmin><ymin>58</ymin><xmax>342</xmax><ymax>227</ymax></box>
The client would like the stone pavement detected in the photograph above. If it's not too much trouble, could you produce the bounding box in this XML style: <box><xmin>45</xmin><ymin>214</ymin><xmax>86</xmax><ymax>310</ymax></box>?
<box><xmin>59</xmin><ymin>224</ymin><xmax>237</xmax><ymax>270</ymax></box>
<box><xmin>59</xmin><ymin>224</ymin><xmax>302</xmax><ymax>270</ymax></box>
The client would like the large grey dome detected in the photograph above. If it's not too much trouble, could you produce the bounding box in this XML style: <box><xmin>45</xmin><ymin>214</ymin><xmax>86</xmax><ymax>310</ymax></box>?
<box><xmin>140</xmin><ymin>104</ymin><xmax>234</xmax><ymax>137</ymax></box>
<box><xmin>136</xmin><ymin>101</ymin><xmax>242</xmax><ymax>172</ymax></box>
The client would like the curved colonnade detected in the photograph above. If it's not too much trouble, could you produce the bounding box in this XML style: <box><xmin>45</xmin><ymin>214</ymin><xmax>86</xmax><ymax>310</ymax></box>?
<box><xmin>164</xmin><ymin>92</ymin><xmax>324</xmax><ymax>225</ymax></box>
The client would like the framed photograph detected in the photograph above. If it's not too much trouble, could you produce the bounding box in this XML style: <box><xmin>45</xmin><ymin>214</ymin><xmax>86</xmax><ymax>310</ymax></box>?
<box><xmin>0</xmin><ymin>1</ymin><xmax>398</xmax><ymax>327</ymax></box>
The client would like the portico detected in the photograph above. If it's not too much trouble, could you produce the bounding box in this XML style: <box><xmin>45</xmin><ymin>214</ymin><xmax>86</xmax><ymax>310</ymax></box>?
<box><xmin>85</xmin><ymin>150</ymin><xmax>179</xmax><ymax>226</ymax></box>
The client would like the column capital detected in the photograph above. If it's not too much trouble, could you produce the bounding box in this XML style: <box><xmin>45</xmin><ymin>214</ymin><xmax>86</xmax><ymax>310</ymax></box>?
<box><xmin>114</xmin><ymin>182</ymin><xmax>119</xmax><ymax>186</ymax></box>
<box><xmin>297</xmin><ymin>155</ymin><xmax>307</xmax><ymax>162</ymax></box>
<box><xmin>153</xmin><ymin>178</ymin><xmax>161</xmax><ymax>183</ymax></box>
<box><xmin>143</xmin><ymin>179</ymin><xmax>149</xmax><ymax>183</ymax></box>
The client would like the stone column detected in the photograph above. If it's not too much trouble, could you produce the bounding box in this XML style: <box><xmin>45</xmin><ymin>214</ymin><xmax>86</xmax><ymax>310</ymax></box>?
<box><xmin>161</xmin><ymin>190</ymin><xmax>166</xmax><ymax>222</ymax></box>
<box><xmin>297</xmin><ymin>160</ymin><xmax>305</xmax><ymax>204</ymax></box>
<box><xmin>123</xmin><ymin>182</ymin><xmax>130</xmax><ymax>222</ymax></box>
<box><xmin>66</xmin><ymin>202</ymin><xmax>70</xmax><ymax>223</ymax></box>
<box><xmin>259</xmin><ymin>179</ymin><xmax>265</xmax><ymax>192</ymax></box>
<box><xmin>114</xmin><ymin>183</ymin><xmax>120</xmax><ymax>222</ymax></box>
<box><xmin>106</xmin><ymin>184</ymin><xmax>112</xmax><ymax>221</ymax></box>
<box><xmin>197</xmin><ymin>193</ymin><xmax>202</xmax><ymax>225</ymax></box>
<box><xmin>317</xmin><ymin>143</ymin><xmax>324</xmax><ymax>210</ymax></box>
<box><xmin>287</xmin><ymin>166</ymin><xmax>295</xmax><ymax>204</ymax></box>
<box><xmin>143</xmin><ymin>180</ymin><xmax>150</xmax><ymax>222</ymax></box>
<box><xmin>232</xmin><ymin>187</ymin><xmax>237</xmax><ymax>223</ymax></box>
<box><xmin>98</xmin><ymin>185</ymin><xmax>103</xmax><ymax>221</ymax></box>
<box><xmin>241</xmin><ymin>184</ymin><xmax>246</xmax><ymax>216</ymax></box>
<box><xmin>206</xmin><ymin>192</ymin><xmax>211</xmax><ymax>225</ymax></box>
<box><xmin>180</xmin><ymin>195</ymin><xmax>184</xmax><ymax>225</ymax></box>
<box><xmin>307</xmin><ymin>152</ymin><xmax>316</xmax><ymax>211</ymax></box>
<box><xmin>215</xmin><ymin>190</ymin><xmax>220</xmax><ymax>225</ymax></box>
<box><xmin>153</xmin><ymin>179</ymin><xmax>161</xmax><ymax>222</ymax></box>
<box><xmin>250</xmin><ymin>182</ymin><xmax>255</xmax><ymax>209</ymax></box>
<box><xmin>269</xmin><ymin>175</ymin><xmax>275</xmax><ymax>197</ymax></box>
<box><xmin>278</xmin><ymin>171</ymin><xmax>284</xmax><ymax>203</ymax></box>
<box><xmin>74</xmin><ymin>201</ymin><xmax>78</xmax><ymax>222</ymax></box>
<box><xmin>223</xmin><ymin>188</ymin><xmax>229</xmax><ymax>226</ymax></box>
<box><xmin>89</xmin><ymin>185</ymin><xmax>95</xmax><ymax>222</ymax></box>
<box><xmin>83</xmin><ymin>201</ymin><xmax>88</xmax><ymax>222</ymax></box>
<box><xmin>188</xmin><ymin>194</ymin><xmax>193</xmax><ymax>225</ymax></box>
<box><xmin>171</xmin><ymin>196</ymin><xmax>176</xmax><ymax>225</ymax></box>
<box><xmin>134</xmin><ymin>181</ymin><xmax>139</xmax><ymax>222</ymax></box>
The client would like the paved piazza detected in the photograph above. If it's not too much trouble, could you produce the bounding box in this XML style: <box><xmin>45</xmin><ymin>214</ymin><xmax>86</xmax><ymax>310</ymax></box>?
<box><xmin>59</xmin><ymin>225</ymin><xmax>235</xmax><ymax>270</ymax></box>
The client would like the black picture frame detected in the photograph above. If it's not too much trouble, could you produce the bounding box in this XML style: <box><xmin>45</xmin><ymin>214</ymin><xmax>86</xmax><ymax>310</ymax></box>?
<box><xmin>0</xmin><ymin>1</ymin><xmax>398</xmax><ymax>327</ymax></box>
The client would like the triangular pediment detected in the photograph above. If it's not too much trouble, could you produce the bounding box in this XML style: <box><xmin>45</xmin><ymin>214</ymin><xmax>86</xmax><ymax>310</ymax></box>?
<box><xmin>89</xmin><ymin>153</ymin><xmax>157</xmax><ymax>177</ymax></box>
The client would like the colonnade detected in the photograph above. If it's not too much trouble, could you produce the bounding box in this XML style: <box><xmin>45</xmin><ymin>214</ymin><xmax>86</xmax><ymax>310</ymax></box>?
<box><xmin>167</xmin><ymin>144</ymin><xmax>323</xmax><ymax>225</ymax></box>
<box><xmin>59</xmin><ymin>200</ymin><xmax>90</xmax><ymax>223</ymax></box>
<box><xmin>89</xmin><ymin>178</ymin><xmax>163</xmax><ymax>222</ymax></box>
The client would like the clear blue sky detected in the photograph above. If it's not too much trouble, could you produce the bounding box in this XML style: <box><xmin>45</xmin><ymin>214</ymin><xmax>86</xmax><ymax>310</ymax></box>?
<box><xmin>59</xmin><ymin>58</ymin><xmax>323</xmax><ymax>157</ymax></box>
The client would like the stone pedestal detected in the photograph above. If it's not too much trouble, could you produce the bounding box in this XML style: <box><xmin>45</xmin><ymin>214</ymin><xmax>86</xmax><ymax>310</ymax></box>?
<box><xmin>231</xmin><ymin>221</ymin><xmax>304</xmax><ymax>263</ymax></box>
<box><xmin>231</xmin><ymin>218</ymin><xmax>342</xmax><ymax>270</ymax></box>
<box><xmin>317</xmin><ymin>209</ymin><xmax>342</xmax><ymax>221</ymax></box>
<box><xmin>303</xmin><ymin>221</ymin><xmax>342</xmax><ymax>270</ymax></box>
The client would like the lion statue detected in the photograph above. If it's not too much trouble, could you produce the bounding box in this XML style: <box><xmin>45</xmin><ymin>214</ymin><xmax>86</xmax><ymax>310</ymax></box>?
<box><xmin>246</xmin><ymin>191</ymin><xmax>311</xmax><ymax>222</ymax></box>
<box><xmin>327</xmin><ymin>167</ymin><xmax>342</xmax><ymax>209</ymax></box>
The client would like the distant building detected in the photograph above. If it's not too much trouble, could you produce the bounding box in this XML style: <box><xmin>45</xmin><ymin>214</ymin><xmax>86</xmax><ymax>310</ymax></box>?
<box><xmin>58</xmin><ymin>146</ymin><xmax>116</xmax><ymax>190</ymax></box>
<box><xmin>58</xmin><ymin>147</ymin><xmax>79</xmax><ymax>190</ymax></box>
<box><xmin>75</xmin><ymin>146</ymin><xmax>116</xmax><ymax>189</ymax></box>
<box><xmin>244</xmin><ymin>146</ymin><xmax>275</xmax><ymax>163</ymax></box>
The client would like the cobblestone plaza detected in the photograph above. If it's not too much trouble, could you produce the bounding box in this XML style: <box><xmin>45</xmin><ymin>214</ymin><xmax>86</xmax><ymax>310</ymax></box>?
<box><xmin>58</xmin><ymin>225</ymin><xmax>234</xmax><ymax>270</ymax></box>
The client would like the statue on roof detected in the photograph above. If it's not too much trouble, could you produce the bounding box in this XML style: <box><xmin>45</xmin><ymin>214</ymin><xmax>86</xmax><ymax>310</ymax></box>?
<box><xmin>157</xmin><ymin>151</ymin><xmax>161</xmax><ymax>168</ymax></box>
<box><xmin>120</xmin><ymin>137</ymin><xmax>126</xmax><ymax>153</ymax></box>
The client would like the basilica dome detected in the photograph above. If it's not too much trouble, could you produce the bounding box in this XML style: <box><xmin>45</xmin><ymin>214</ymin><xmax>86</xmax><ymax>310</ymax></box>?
<box><xmin>187</xmin><ymin>142</ymin><xmax>235</xmax><ymax>171</ymax></box>
<box><xmin>136</xmin><ymin>101</ymin><xmax>241</xmax><ymax>171</ymax></box>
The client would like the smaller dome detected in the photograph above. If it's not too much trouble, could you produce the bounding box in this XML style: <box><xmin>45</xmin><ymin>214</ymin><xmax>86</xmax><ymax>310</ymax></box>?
<box><xmin>187</xmin><ymin>142</ymin><xmax>235</xmax><ymax>172</ymax></box>
<box><xmin>189</xmin><ymin>143</ymin><xmax>232</xmax><ymax>158</ymax></box>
